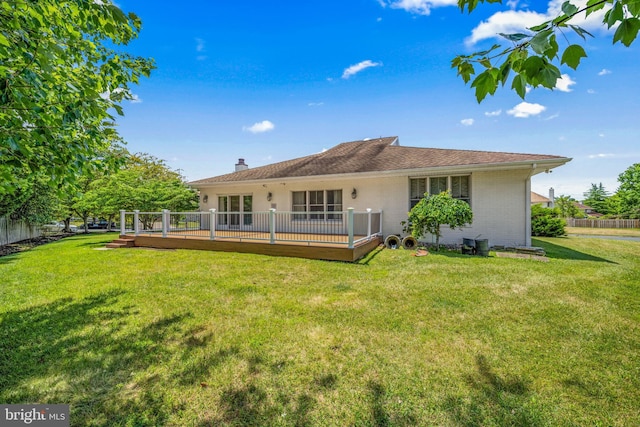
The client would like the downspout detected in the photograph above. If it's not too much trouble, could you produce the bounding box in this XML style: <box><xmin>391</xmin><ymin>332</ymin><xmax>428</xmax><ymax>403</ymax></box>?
<box><xmin>524</xmin><ymin>164</ymin><xmax>536</xmax><ymax>247</ymax></box>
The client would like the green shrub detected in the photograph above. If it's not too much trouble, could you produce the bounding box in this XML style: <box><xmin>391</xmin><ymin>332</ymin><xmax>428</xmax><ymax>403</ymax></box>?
<box><xmin>531</xmin><ymin>205</ymin><xmax>566</xmax><ymax>237</ymax></box>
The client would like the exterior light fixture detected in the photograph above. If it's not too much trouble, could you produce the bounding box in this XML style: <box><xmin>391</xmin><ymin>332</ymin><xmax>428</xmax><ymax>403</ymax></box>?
<box><xmin>351</xmin><ymin>188</ymin><xmax>357</xmax><ymax>199</ymax></box>
<box><xmin>202</xmin><ymin>194</ymin><xmax>209</xmax><ymax>203</ymax></box>
<box><xmin>267</xmin><ymin>192</ymin><xmax>273</xmax><ymax>201</ymax></box>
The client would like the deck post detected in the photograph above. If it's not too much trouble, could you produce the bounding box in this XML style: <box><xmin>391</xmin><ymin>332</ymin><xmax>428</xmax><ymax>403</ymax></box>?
<box><xmin>134</xmin><ymin>210</ymin><xmax>140</xmax><ymax>236</ymax></box>
<box><xmin>366</xmin><ymin>208</ymin><xmax>372</xmax><ymax>238</ymax></box>
<box><xmin>379</xmin><ymin>209</ymin><xmax>383</xmax><ymax>235</ymax></box>
<box><xmin>269</xmin><ymin>208</ymin><xmax>276</xmax><ymax>244</ymax></box>
<box><xmin>162</xmin><ymin>209</ymin><xmax>169</xmax><ymax>238</ymax></box>
<box><xmin>209</xmin><ymin>209</ymin><xmax>216</xmax><ymax>240</ymax></box>
<box><xmin>347</xmin><ymin>207</ymin><xmax>354</xmax><ymax>249</ymax></box>
<box><xmin>120</xmin><ymin>210</ymin><xmax>126</xmax><ymax>235</ymax></box>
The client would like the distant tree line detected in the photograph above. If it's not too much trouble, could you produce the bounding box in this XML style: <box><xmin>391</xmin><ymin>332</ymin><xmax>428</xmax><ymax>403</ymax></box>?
<box><xmin>554</xmin><ymin>163</ymin><xmax>640</xmax><ymax>219</ymax></box>
<box><xmin>532</xmin><ymin>163</ymin><xmax>640</xmax><ymax>237</ymax></box>
<box><xmin>0</xmin><ymin>151</ymin><xmax>198</xmax><ymax>232</ymax></box>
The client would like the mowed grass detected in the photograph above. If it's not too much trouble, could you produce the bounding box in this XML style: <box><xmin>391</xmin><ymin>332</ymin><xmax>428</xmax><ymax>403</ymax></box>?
<box><xmin>1</xmin><ymin>234</ymin><xmax>638</xmax><ymax>426</ymax></box>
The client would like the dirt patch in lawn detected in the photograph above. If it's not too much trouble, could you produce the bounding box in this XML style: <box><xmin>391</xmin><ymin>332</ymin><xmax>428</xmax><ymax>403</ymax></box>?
<box><xmin>0</xmin><ymin>234</ymin><xmax>74</xmax><ymax>258</ymax></box>
<box><xmin>495</xmin><ymin>251</ymin><xmax>549</xmax><ymax>262</ymax></box>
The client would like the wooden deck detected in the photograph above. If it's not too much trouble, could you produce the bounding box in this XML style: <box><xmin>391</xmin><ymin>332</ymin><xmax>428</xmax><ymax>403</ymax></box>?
<box><xmin>121</xmin><ymin>231</ymin><xmax>383</xmax><ymax>262</ymax></box>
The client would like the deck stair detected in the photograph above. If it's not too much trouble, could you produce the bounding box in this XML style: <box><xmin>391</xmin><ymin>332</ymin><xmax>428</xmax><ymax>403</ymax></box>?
<box><xmin>106</xmin><ymin>236</ymin><xmax>135</xmax><ymax>249</ymax></box>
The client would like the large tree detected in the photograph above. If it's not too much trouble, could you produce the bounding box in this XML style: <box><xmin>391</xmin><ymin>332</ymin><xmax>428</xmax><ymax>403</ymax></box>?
<box><xmin>583</xmin><ymin>182</ymin><xmax>610</xmax><ymax>214</ymax></box>
<box><xmin>555</xmin><ymin>194</ymin><xmax>581</xmax><ymax>218</ymax></box>
<box><xmin>0</xmin><ymin>0</ymin><xmax>154</xmax><ymax>196</ymax></box>
<box><xmin>617</xmin><ymin>163</ymin><xmax>640</xmax><ymax>217</ymax></box>
<box><xmin>82</xmin><ymin>154</ymin><xmax>199</xmax><ymax>230</ymax></box>
<box><xmin>453</xmin><ymin>0</ymin><xmax>640</xmax><ymax>102</ymax></box>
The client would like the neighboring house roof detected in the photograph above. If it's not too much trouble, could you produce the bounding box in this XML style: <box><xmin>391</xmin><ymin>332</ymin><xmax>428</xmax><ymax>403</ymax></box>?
<box><xmin>190</xmin><ymin>136</ymin><xmax>571</xmax><ymax>185</ymax></box>
<box><xmin>531</xmin><ymin>192</ymin><xmax>551</xmax><ymax>204</ymax></box>
<box><xmin>573</xmin><ymin>202</ymin><xmax>593</xmax><ymax>210</ymax></box>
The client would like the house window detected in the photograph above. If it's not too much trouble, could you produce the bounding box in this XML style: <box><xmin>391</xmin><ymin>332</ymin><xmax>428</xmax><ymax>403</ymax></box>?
<box><xmin>292</xmin><ymin>191</ymin><xmax>307</xmax><ymax>220</ymax></box>
<box><xmin>218</xmin><ymin>195</ymin><xmax>253</xmax><ymax>227</ymax></box>
<box><xmin>451</xmin><ymin>176</ymin><xmax>470</xmax><ymax>204</ymax></box>
<box><xmin>409</xmin><ymin>175</ymin><xmax>471</xmax><ymax>208</ymax></box>
<box><xmin>327</xmin><ymin>190</ymin><xmax>343</xmax><ymax>220</ymax></box>
<box><xmin>291</xmin><ymin>190</ymin><xmax>343</xmax><ymax>220</ymax></box>
<box><xmin>429</xmin><ymin>177</ymin><xmax>448</xmax><ymax>196</ymax></box>
<box><xmin>410</xmin><ymin>178</ymin><xmax>427</xmax><ymax>208</ymax></box>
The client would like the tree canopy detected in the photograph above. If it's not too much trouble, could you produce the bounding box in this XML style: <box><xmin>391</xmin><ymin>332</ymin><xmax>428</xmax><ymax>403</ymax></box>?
<box><xmin>583</xmin><ymin>182</ymin><xmax>610</xmax><ymax>213</ymax></box>
<box><xmin>453</xmin><ymin>0</ymin><xmax>640</xmax><ymax>102</ymax></box>
<box><xmin>79</xmin><ymin>153</ymin><xmax>199</xmax><ymax>230</ymax></box>
<box><xmin>0</xmin><ymin>0</ymin><xmax>154</xmax><ymax>196</ymax></box>
<box><xmin>617</xmin><ymin>163</ymin><xmax>640</xmax><ymax>217</ymax></box>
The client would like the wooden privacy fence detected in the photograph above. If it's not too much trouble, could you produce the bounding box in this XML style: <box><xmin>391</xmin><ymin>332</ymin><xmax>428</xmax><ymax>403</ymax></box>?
<box><xmin>567</xmin><ymin>218</ymin><xmax>640</xmax><ymax>229</ymax></box>
<box><xmin>0</xmin><ymin>216</ymin><xmax>41</xmax><ymax>246</ymax></box>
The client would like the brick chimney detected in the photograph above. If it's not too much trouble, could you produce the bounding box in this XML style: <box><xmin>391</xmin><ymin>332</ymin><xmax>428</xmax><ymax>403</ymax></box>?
<box><xmin>235</xmin><ymin>158</ymin><xmax>248</xmax><ymax>172</ymax></box>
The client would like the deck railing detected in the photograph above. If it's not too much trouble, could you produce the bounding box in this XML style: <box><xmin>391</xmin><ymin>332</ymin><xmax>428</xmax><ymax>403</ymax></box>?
<box><xmin>119</xmin><ymin>208</ymin><xmax>382</xmax><ymax>248</ymax></box>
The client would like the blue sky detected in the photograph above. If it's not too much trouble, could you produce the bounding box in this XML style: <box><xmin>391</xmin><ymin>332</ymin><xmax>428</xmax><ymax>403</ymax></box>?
<box><xmin>114</xmin><ymin>0</ymin><xmax>639</xmax><ymax>201</ymax></box>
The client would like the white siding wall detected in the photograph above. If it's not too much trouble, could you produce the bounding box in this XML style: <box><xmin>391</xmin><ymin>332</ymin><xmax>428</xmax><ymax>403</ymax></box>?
<box><xmin>195</xmin><ymin>168</ymin><xmax>532</xmax><ymax>247</ymax></box>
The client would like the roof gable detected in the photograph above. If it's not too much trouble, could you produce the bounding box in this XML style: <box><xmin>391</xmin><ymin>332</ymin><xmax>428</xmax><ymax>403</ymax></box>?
<box><xmin>190</xmin><ymin>136</ymin><xmax>570</xmax><ymax>185</ymax></box>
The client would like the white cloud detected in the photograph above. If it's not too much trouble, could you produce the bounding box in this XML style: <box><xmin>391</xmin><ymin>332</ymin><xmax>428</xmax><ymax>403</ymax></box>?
<box><xmin>195</xmin><ymin>38</ymin><xmax>205</xmax><ymax>52</ymax></box>
<box><xmin>507</xmin><ymin>102</ymin><xmax>546</xmax><ymax>118</ymax></box>
<box><xmin>129</xmin><ymin>93</ymin><xmax>142</xmax><ymax>104</ymax></box>
<box><xmin>598</xmin><ymin>69</ymin><xmax>612</xmax><ymax>76</ymax></box>
<box><xmin>466</xmin><ymin>10</ymin><xmax>544</xmax><ymax>46</ymax></box>
<box><xmin>466</xmin><ymin>0</ymin><xmax>610</xmax><ymax>46</ymax></box>
<box><xmin>588</xmin><ymin>153</ymin><xmax>614</xmax><ymax>159</ymax></box>
<box><xmin>243</xmin><ymin>120</ymin><xmax>275</xmax><ymax>134</ymax></box>
<box><xmin>544</xmin><ymin>113</ymin><xmax>559</xmax><ymax>120</ymax></box>
<box><xmin>485</xmin><ymin>109</ymin><xmax>502</xmax><ymax>117</ymax></box>
<box><xmin>587</xmin><ymin>89</ymin><xmax>596</xmax><ymax>94</ymax></box>
<box><xmin>460</xmin><ymin>118</ymin><xmax>474</xmax><ymax>126</ymax></box>
<box><xmin>382</xmin><ymin>0</ymin><xmax>457</xmax><ymax>15</ymax></box>
<box><xmin>308</xmin><ymin>102</ymin><xmax>324</xmax><ymax>107</ymax></box>
<box><xmin>555</xmin><ymin>74</ymin><xmax>575</xmax><ymax>92</ymax></box>
<box><xmin>342</xmin><ymin>60</ymin><xmax>382</xmax><ymax>79</ymax></box>
<box><xmin>195</xmin><ymin>38</ymin><xmax>207</xmax><ymax>60</ymax></box>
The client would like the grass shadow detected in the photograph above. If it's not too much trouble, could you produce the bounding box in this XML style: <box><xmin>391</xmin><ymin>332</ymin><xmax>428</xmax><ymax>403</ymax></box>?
<box><xmin>444</xmin><ymin>355</ymin><xmax>546</xmax><ymax>426</ymax></box>
<box><xmin>532</xmin><ymin>238</ymin><xmax>616</xmax><ymax>263</ymax></box>
<box><xmin>357</xmin><ymin>245</ymin><xmax>385</xmax><ymax>265</ymax></box>
<box><xmin>0</xmin><ymin>290</ymin><xmax>195</xmax><ymax>426</ymax></box>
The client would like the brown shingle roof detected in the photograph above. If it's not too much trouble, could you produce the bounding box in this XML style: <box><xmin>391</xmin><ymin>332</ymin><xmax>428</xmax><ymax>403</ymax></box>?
<box><xmin>190</xmin><ymin>136</ymin><xmax>570</xmax><ymax>185</ymax></box>
<box><xmin>531</xmin><ymin>192</ymin><xmax>551</xmax><ymax>203</ymax></box>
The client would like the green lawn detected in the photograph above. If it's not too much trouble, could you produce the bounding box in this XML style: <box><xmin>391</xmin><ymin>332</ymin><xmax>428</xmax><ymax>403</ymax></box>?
<box><xmin>1</xmin><ymin>234</ymin><xmax>638</xmax><ymax>426</ymax></box>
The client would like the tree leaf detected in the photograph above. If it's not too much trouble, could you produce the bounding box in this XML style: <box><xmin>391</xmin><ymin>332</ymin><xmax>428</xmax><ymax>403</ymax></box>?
<box><xmin>529</xmin><ymin>21</ymin><xmax>551</xmax><ymax>32</ymax></box>
<box><xmin>604</xmin><ymin>2</ymin><xmax>624</xmax><ymax>28</ymax></box>
<box><xmin>529</xmin><ymin>29</ymin><xmax>554</xmax><ymax>55</ymax></box>
<box><xmin>471</xmin><ymin>69</ymin><xmax>497</xmax><ymax>103</ymax></box>
<box><xmin>540</xmin><ymin>63</ymin><xmax>561</xmax><ymax>89</ymax></box>
<box><xmin>585</xmin><ymin>0</ymin><xmax>607</xmax><ymax>17</ymax></box>
<box><xmin>522</xmin><ymin>56</ymin><xmax>545</xmax><ymax>80</ymax></box>
<box><xmin>562</xmin><ymin>1</ymin><xmax>579</xmax><ymax>16</ymax></box>
<box><xmin>499</xmin><ymin>33</ymin><xmax>530</xmax><ymax>42</ymax></box>
<box><xmin>569</xmin><ymin>25</ymin><xmax>594</xmax><ymax>40</ymax></box>
<box><xmin>561</xmin><ymin>44</ymin><xmax>587</xmax><ymax>69</ymax></box>
<box><xmin>512</xmin><ymin>74</ymin><xmax>527</xmax><ymax>99</ymax></box>
<box><xmin>613</xmin><ymin>18</ymin><xmax>640</xmax><ymax>47</ymax></box>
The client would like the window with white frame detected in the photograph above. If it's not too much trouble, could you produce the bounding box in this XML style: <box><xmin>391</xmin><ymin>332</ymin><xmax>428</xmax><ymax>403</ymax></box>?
<box><xmin>291</xmin><ymin>190</ymin><xmax>343</xmax><ymax>220</ymax></box>
<box><xmin>217</xmin><ymin>194</ymin><xmax>253</xmax><ymax>227</ymax></box>
<box><xmin>409</xmin><ymin>175</ymin><xmax>470</xmax><ymax>208</ymax></box>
